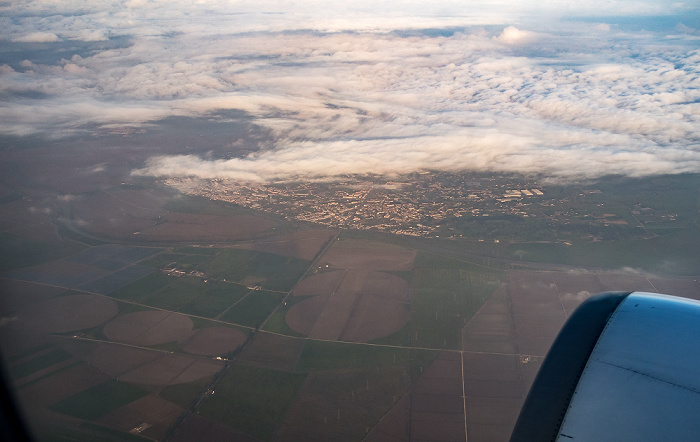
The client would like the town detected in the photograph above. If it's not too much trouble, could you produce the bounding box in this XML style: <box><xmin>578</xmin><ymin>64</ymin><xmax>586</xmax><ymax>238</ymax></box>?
<box><xmin>163</xmin><ymin>172</ymin><xmax>667</xmax><ymax>240</ymax></box>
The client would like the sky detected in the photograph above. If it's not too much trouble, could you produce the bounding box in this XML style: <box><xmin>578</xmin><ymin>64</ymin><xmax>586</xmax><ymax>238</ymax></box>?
<box><xmin>1</xmin><ymin>1</ymin><xmax>699</xmax><ymax>182</ymax></box>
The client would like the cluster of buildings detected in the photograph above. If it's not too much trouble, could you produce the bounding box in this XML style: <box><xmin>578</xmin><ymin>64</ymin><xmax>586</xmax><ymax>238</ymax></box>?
<box><xmin>162</xmin><ymin>173</ymin><xmax>677</xmax><ymax>240</ymax></box>
<box><xmin>164</xmin><ymin>174</ymin><xmax>550</xmax><ymax>237</ymax></box>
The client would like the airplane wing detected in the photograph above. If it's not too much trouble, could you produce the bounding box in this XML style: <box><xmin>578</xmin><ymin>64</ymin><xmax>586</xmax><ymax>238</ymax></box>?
<box><xmin>510</xmin><ymin>291</ymin><xmax>700</xmax><ymax>441</ymax></box>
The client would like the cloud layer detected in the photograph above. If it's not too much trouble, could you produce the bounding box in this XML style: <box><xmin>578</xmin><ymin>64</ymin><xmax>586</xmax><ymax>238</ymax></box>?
<box><xmin>1</xmin><ymin>1</ymin><xmax>699</xmax><ymax>181</ymax></box>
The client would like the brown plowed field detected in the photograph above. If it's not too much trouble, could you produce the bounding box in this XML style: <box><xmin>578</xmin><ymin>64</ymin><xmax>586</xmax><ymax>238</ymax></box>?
<box><xmin>553</xmin><ymin>272</ymin><xmax>604</xmax><ymax>315</ymax></box>
<box><xmin>363</xmin><ymin>394</ymin><xmax>410</xmax><ymax>442</ymax></box>
<box><xmin>293</xmin><ymin>270</ymin><xmax>344</xmax><ymax>297</ymax></box>
<box><xmin>277</xmin><ymin>368</ymin><xmax>405</xmax><ymax>442</ymax></box>
<box><xmin>464</xmin><ymin>397</ymin><xmax>523</xmax><ymax>442</ymax></box>
<box><xmin>18</xmin><ymin>363</ymin><xmax>109</xmax><ymax>408</ymax></box>
<box><xmin>118</xmin><ymin>353</ymin><xmax>198</xmax><ymax>386</ymax></box>
<box><xmin>139</xmin><ymin>212</ymin><xmax>274</xmax><ymax>242</ymax></box>
<box><xmin>519</xmin><ymin>356</ymin><xmax>545</xmax><ymax>392</ymax></box>
<box><xmin>411</xmin><ymin>377</ymin><xmax>462</xmax><ymax>396</ymax></box>
<box><xmin>118</xmin><ymin>354</ymin><xmax>221</xmax><ymax>386</ymax></box>
<box><xmin>0</xmin><ymin>279</ymin><xmax>65</xmax><ymax>314</ymax></box>
<box><xmin>462</xmin><ymin>351</ymin><xmax>526</xmax><ymax>442</ymax></box>
<box><xmin>648</xmin><ymin>278</ymin><xmax>700</xmax><ymax>300</ymax></box>
<box><xmin>169</xmin><ymin>358</ymin><xmax>223</xmax><ymax>384</ymax></box>
<box><xmin>16</xmin><ymin>294</ymin><xmax>118</xmax><ymax>334</ymax></box>
<box><xmin>318</xmin><ymin>239</ymin><xmax>416</xmax><ymax>271</ymax></box>
<box><xmin>237</xmin><ymin>229</ymin><xmax>338</xmax><ymax>260</ymax></box>
<box><xmin>287</xmin><ymin>270</ymin><xmax>410</xmax><ymax>342</ymax></box>
<box><xmin>508</xmin><ymin>271</ymin><xmax>567</xmax><ymax>356</ymax></box>
<box><xmin>103</xmin><ymin>311</ymin><xmax>193</xmax><ymax>346</ymax></box>
<box><xmin>180</xmin><ymin>327</ymin><xmax>248</xmax><ymax>356</ymax></box>
<box><xmin>169</xmin><ymin>413</ymin><xmax>260</xmax><ymax>442</ymax></box>
<box><xmin>88</xmin><ymin>344</ymin><xmax>163</xmax><ymax>377</ymax></box>
<box><xmin>340</xmin><ymin>296</ymin><xmax>410</xmax><ymax>343</ymax></box>
<box><xmin>408</xmin><ymin>352</ymin><xmax>465</xmax><ymax>441</ymax></box>
<box><xmin>369</xmin><ymin>270</ymin><xmax>700</xmax><ymax>442</ymax></box>
<box><xmin>286</xmin><ymin>294</ymin><xmax>330</xmax><ymax>336</ymax></box>
<box><xmin>462</xmin><ymin>284</ymin><xmax>517</xmax><ymax>354</ymax></box>
<box><xmin>237</xmin><ymin>332</ymin><xmax>305</xmax><ymax>371</ymax></box>
<box><xmin>462</xmin><ymin>353</ymin><xmax>522</xmax><ymax>399</ymax></box>
<box><xmin>97</xmin><ymin>394</ymin><xmax>184</xmax><ymax>441</ymax></box>
<box><xmin>596</xmin><ymin>272</ymin><xmax>656</xmax><ymax>292</ymax></box>
<box><xmin>70</xmin><ymin>189</ymin><xmax>275</xmax><ymax>242</ymax></box>
<box><xmin>308</xmin><ymin>291</ymin><xmax>360</xmax><ymax>341</ymax></box>
<box><xmin>0</xmin><ymin>327</ymin><xmax>56</xmax><ymax>360</ymax></box>
<box><xmin>360</xmin><ymin>271</ymin><xmax>411</xmax><ymax>301</ymax></box>
<box><xmin>411</xmin><ymin>418</ymin><xmax>465</xmax><ymax>441</ymax></box>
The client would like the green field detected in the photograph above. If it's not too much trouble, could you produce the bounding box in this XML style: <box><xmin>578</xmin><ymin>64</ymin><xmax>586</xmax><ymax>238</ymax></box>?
<box><xmin>412</xmin><ymin>251</ymin><xmax>503</xmax><ymax>349</ymax></box>
<box><xmin>110</xmin><ymin>272</ymin><xmax>171</xmax><ymax>301</ymax></box>
<box><xmin>261</xmin><ymin>295</ymin><xmax>305</xmax><ymax>337</ymax></box>
<box><xmin>0</xmin><ymin>232</ymin><xmax>86</xmax><ymax>272</ymax></box>
<box><xmin>178</xmin><ymin>282</ymin><xmax>251</xmax><ymax>318</ymax></box>
<box><xmin>50</xmin><ymin>380</ymin><xmax>149</xmax><ymax>421</ymax></box>
<box><xmin>159</xmin><ymin>376</ymin><xmax>212</xmax><ymax>408</ymax></box>
<box><xmin>282</xmin><ymin>340</ymin><xmax>437</xmax><ymax>440</ymax></box>
<box><xmin>9</xmin><ymin>348</ymin><xmax>72</xmax><ymax>380</ymax></box>
<box><xmin>142</xmin><ymin>251</ymin><xmax>214</xmax><ymax>270</ymax></box>
<box><xmin>7</xmin><ymin>343</ymin><xmax>54</xmax><ymax>363</ymax></box>
<box><xmin>262</xmin><ymin>309</ymin><xmax>303</xmax><ymax>337</ymax></box>
<box><xmin>32</xmin><ymin>422</ymin><xmax>150</xmax><ymax>442</ymax></box>
<box><xmin>142</xmin><ymin>276</ymin><xmax>209</xmax><ymax>310</ymax></box>
<box><xmin>282</xmin><ymin>366</ymin><xmax>409</xmax><ymax>442</ymax></box>
<box><xmin>263</xmin><ymin>258</ymin><xmax>311</xmax><ymax>291</ymax></box>
<box><xmin>197</xmin><ymin>364</ymin><xmax>307</xmax><ymax>441</ymax></box>
<box><xmin>237</xmin><ymin>332</ymin><xmax>305</xmax><ymax>370</ymax></box>
<box><xmin>219</xmin><ymin>290</ymin><xmax>285</xmax><ymax>327</ymax></box>
<box><xmin>198</xmin><ymin>249</ymin><xmax>310</xmax><ymax>291</ymax></box>
<box><xmin>298</xmin><ymin>340</ymin><xmax>412</xmax><ymax>371</ymax></box>
<box><xmin>111</xmin><ymin>274</ymin><xmax>209</xmax><ymax>310</ymax></box>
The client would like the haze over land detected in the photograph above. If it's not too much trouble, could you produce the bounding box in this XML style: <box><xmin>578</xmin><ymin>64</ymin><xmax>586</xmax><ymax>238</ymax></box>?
<box><xmin>2</xmin><ymin>2</ymin><xmax>700</xmax><ymax>442</ymax></box>
<box><xmin>1</xmin><ymin>1</ymin><xmax>699</xmax><ymax>182</ymax></box>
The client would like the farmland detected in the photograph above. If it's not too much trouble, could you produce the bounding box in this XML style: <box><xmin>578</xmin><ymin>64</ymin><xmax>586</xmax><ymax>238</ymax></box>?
<box><xmin>0</xmin><ymin>172</ymin><xmax>698</xmax><ymax>441</ymax></box>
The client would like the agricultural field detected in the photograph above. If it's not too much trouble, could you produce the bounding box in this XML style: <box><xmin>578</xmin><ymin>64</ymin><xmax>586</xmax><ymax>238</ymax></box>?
<box><xmin>198</xmin><ymin>248</ymin><xmax>310</xmax><ymax>292</ymax></box>
<box><xmin>0</xmin><ymin>231</ymin><xmax>86</xmax><ymax>273</ymax></box>
<box><xmin>66</xmin><ymin>190</ymin><xmax>281</xmax><ymax>242</ymax></box>
<box><xmin>196</xmin><ymin>364</ymin><xmax>308</xmax><ymax>441</ymax></box>
<box><xmin>1</xmin><ymin>182</ymin><xmax>699</xmax><ymax>442</ymax></box>
<box><xmin>178</xmin><ymin>283</ymin><xmax>251</xmax><ymax>319</ymax></box>
<box><xmin>286</xmin><ymin>269</ymin><xmax>411</xmax><ymax>342</ymax></box>
<box><xmin>318</xmin><ymin>238</ymin><xmax>416</xmax><ymax>271</ymax></box>
<box><xmin>235</xmin><ymin>228</ymin><xmax>338</xmax><ymax>261</ymax></box>
<box><xmin>505</xmin><ymin>224</ymin><xmax>700</xmax><ymax>277</ymax></box>
<box><xmin>412</xmin><ymin>251</ymin><xmax>503</xmax><ymax>349</ymax></box>
<box><xmin>219</xmin><ymin>290</ymin><xmax>285</xmax><ymax>328</ymax></box>
<box><xmin>49</xmin><ymin>379</ymin><xmax>150</xmax><ymax>421</ymax></box>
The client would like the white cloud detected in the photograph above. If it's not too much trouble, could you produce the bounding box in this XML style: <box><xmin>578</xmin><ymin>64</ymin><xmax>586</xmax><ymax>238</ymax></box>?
<box><xmin>494</xmin><ymin>26</ymin><xmax>540</xmax><ymax>45</ymax></box>
<box><xmin>70</xmin><ymin>29</ymin><xmax>109</xmax><ymax>41</ymax></box>
<box><xmin>133</xmin><ymin>125</ymin><xmax>700</xmax><ymax>182</ymax></box>
<box><xmin>12</xmin><ymin>32</ymin><xmax>60</xmax><ymax>43</ymax></box>
<box><xmin>1</xmin><ymin>1</ymin><xmax>698</xmax><ymax>181</ymax></box>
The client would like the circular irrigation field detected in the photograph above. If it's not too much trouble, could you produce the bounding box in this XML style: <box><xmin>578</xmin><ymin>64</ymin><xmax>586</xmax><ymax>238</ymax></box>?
<box><xmin>103</xmin><ymin>311</ymin><xmax>193</xmax><ymax>346</ymax></box>
<box><xmin>17</xmin><ymin>294</ymin><xmax>118</xmax><ymax>333</ymax></box>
